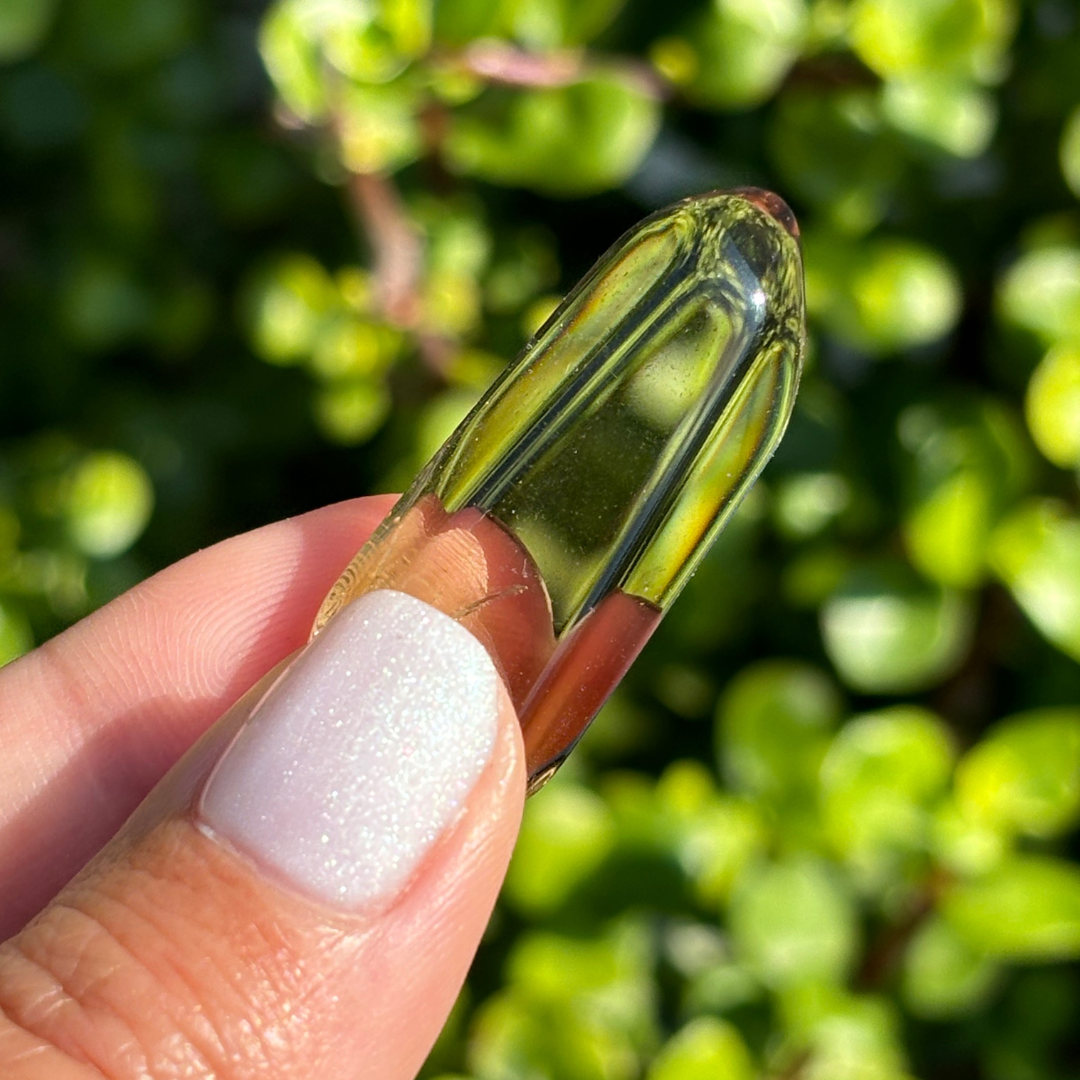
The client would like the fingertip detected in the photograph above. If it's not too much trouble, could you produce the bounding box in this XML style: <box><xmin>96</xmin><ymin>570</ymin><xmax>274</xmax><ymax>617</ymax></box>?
<box><xmin>0</xmin><ymin>589</ymin><xmax>526</xmax><ymax>1080</ymax></box>
<box><xmin>0</xmin><ymin>496</ymin><xmax>399</xmax><ymax>940</ymax></box>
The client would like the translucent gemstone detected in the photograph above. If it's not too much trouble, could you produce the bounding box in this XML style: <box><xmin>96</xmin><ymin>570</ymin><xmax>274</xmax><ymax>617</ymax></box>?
<box><xmin>315</xmin><ymin>188</ymin><xmax>806</xmax><ymax>793</ymax></box>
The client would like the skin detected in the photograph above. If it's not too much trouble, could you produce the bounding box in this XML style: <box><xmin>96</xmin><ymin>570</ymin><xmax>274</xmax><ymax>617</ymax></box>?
<box><xmin>0</xmin><ymin>496</ymin><xmax>526</xmax><ymax>1079</ymax></box>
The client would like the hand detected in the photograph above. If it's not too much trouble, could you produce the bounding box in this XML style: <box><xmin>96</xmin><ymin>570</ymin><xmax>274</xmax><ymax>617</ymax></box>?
<box><xmin>0</xmin><ymin>496</ymin><xmax>526</xmax><ymax>1079</ymax></box>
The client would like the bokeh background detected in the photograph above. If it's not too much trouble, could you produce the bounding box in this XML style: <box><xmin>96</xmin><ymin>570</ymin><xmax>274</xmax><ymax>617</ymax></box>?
<box><xmin>3</xmin><ymin>0</ymin><xmax>1080</xmax><ymax>1076</ymax></box>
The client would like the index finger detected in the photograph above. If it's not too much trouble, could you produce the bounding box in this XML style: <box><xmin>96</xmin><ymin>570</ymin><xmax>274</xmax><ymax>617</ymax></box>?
<box><xmin>0</xmin><ymin>495</ymin><xmax>396</xmax><ymax>939</ymax></box>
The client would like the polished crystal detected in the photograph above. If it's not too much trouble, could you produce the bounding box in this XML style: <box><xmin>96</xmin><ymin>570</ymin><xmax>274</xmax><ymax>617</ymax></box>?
<box><xmin>315</xmin><ymin>188</ymin><xmax>806</xmax><ymax>793</ymax></box>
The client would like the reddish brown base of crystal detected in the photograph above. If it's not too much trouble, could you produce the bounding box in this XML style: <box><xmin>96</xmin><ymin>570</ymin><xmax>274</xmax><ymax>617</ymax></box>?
<box><xmin>518</xmin><ymin>589</ymin><xmax>663</xmax><ymax>793</ymax></box>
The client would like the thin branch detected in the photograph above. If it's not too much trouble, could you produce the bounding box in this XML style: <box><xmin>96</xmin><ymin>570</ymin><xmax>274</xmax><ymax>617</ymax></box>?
<box><xmin>453</xmin><ymin>41</ymin><xmax>670</xmax><ymax>99</ymax></box>
<box><xmin>346</xmin><ymin>174</ymin><xmax>457</xmax><ymax>376</ymax></box>
<box><xmin>460</xmin><ymin>41</ymin><xmax>585</xmax><ymax>87</ymax></box>
<box><xmin>856</xmin><ymin>868</ymin><xmax>950</xmax><ymax>990</ymax></box>
<box><xmin>768</xmin><ymin>1048</ymin><xmax>812</xmax><ymax>1080</ymax></box>
<box><xmin>346</xmin><ymin>171</ymin><xmax>424</xmax><ymax>328</ymax></box>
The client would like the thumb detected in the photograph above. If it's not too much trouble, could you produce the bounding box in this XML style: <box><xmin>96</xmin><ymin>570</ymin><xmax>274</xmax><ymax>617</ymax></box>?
<box><xmin>0</xmin><ymin>589</ymin><xmax>525</xmax><ymax>1080</ymax></box>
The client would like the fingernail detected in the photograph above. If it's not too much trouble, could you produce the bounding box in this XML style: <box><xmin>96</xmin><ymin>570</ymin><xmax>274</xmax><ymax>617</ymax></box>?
<box><xmin>198</xmin><ymin>589</ymin><xmax>500</xmax><ymax>908</ymax></box>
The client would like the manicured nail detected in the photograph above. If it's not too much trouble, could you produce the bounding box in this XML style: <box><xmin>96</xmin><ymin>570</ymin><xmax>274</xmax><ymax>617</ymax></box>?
<box><xmin>198</xmin><ymin>589</ymin><xmax>500</xmax><ymax>908</ymax></box>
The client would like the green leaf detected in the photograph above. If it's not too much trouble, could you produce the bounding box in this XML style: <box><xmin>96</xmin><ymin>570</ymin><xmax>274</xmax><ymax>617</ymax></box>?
<box><xmin>432</xmin><ymin>0</ymin><xmax>503</xmax><ymax>44</ymax></box>
<box><xmin>246</xmin><ymin>254</ymin><xmax>337</xmax><ymax>366</ymax></box>
<box><xmin>880</xmin><ymin>76</ymin><xmax>997</xmax><ymax>158</ymax></box>
<box><xmin>954</xmin><ymin>708</ymin><xmax>1080</xmax><ymax>839</ymax></box>
<box><xmin>313</xmin><ymin>379</ymin><xmax>390</xmax><ymax>445</ymax></box>
<box><xmin>898</xmin><ymin>398</ymin><xmax>1030</xmax><ymax>588</ymax></box>
<box><xmin>849</xmin><ymin>0</ymin><xmax>1016</xmax><ymax>83</ymax></box>
<box><xmin>469</xmin><ymin>987</ymin><xmax>644</xmax><ymax>1080</ymax></box>
<box><xmin>259</xmin><ymin>0</ymin><xmax>328</xmax><ymax>121</ymax></box>
<box><xmin>64</xmin><ymin>452</ymin><xmax>154</xmax><ymax>558</ymax></box>
<box><xmin>820</xmin><ymin>706</ymin><xmax>954</xmax><ymax>881</ymax></box>
<box><xmin>469</xmin><ymin>922</ymin><xmax>657</xmax><ymax>1080</ymax></box>
<box><xmin>667</xmin><ymin>0</ymin><xmax>808</xmax><ymax>110</ymax></box>
<box><xmin>445</xmin><ymin>73</ymin><xmax>661</xmax><ymax>196</ymax></box>
<box><xmin>508</xmin><ymin>921</ymin><xmax>654</xmax><ymax>1012</ymax></box>
<box><xmin>857</xmin><ymin>240</ymin><xmax>962</xmax><ymax>349</ymax></box>
<box><xmin>325</xmin><ymin>0</ymin><xmax>431</xmax><ymax>82</ymax></box>
<box><xmin>998</xmin><ymin>243</ymin><xmax>1080</xmax><ymax>346</ymax></box>
<box><xmin>676</xmin><ymin>800</ymin><xmax>769</xmax><ymax>909</ymax></box>
<box><xmin>262</xmin><ymin>0</ymin><xmax>430</xmax><ymax>113</ymax></box>
<box><xmin>600</xmin><ymin>763</ymin><xmax>767</xmax><ymax>907</ymax></box>
<box><xmin>1025</xmin><ymin>342</ymin><xmax>1080</xmax><ymax>469</ymax></box>
<box><xmin>770</xmin><ymin>91</ymin><xmax>901</xmax><ymax>234</ymax></box>
<box><xmin>337</xmin><ymin>80</ymin><xmax>423</xmax><ymax>173</ymax></box>
<box><xmin>504</xmin><ymin>779</ymin><xmax>616</xmax><ymax>917</ymax></box>
<box><xmin>779</xmin><ymin>984</ymin><xmax>911</xmax><ymax>1080</ymax></box>
<box><xmin>658</xmin><ymin>762</ymin><xmax>768</xmax><ymax>906</ymax></box>
<box><xmin>821</xmin><ymin>561</ymin><xmax>973</xmax><ymax>694</ymax></box>
<box><xmin>901</xmin><ymin>915</ymin><xmax>999</xmax><ymax>1018</ymax></box>
<box><xmin>522</xmin><ymin>0</ymin><xmax>628</xmax><ymax>48</ymax></box>
<box><xmin>782</xmin><ymin>546</ymin><xmax>850</xmax><ymax>609</ymax></box>
<box><xmin>804</xmin><ymin>231</ymin><xmax>963</xmax><ymax>353</ymax></box>
<box><xmin>647</xmin><ymin>1017</ymin><xmax>755</xmax><ymax>1080</ymax></box>
<box><xmin>773</xmin><ymin>471</ymin><xmax>851</xmax><ymax>540</ymax></box>
<box><xmin>309</xmin><ymin>317</ymin><xmax>400</xmax><ymax>381</ymax></box>
<box><xmin>0</xmin><ymin>0</ymin><xmax>58</xmax><ymax>62</ymax></box>
<box><xmin>729</xmin><ymin>856</ymin><xmax>858</xmax><ymax>988</ymax></box>
<box><xmin>943</xmin><ymin>856</ymin><xmax>1080</xmax><ymax>960</ymax></box>
<box><xmin>990</xmin><ymin>499</ymin><xmax>1080</xmax><ymax>662</ymax></box>
<box><xmin>716</xmin><ymin>659</ymin><xmax>842</xmax><ymax>804</ymax></box>
<box><xmin>467</xmin><ymin>994</ymin><xmax>549</xmax><ymax>1080</ymax></box>
<box><xmin>931</xmin><ymin>796</ymin><xmax>1008</xmax><ymax>876</ymax></box>
<box><xmin>436</xmin><ymin>0</ymin><xmax>627</xmax><ymax>48</ymax></box>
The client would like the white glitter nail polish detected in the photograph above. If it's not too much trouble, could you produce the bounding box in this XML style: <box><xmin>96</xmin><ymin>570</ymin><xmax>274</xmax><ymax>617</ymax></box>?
<box><xmin>198</xmin><ymin>590</ymin><xmax>500</xmax><ymax>908</ymax></box>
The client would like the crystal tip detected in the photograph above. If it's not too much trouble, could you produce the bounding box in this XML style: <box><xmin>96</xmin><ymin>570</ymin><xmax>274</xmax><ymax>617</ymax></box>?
<box><xmin>729</xmin><ymin>187</ymin><xmax>800</xmax><ymax>241</ymax></box>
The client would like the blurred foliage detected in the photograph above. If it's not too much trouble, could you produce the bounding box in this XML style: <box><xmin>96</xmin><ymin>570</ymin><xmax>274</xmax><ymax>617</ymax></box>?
<box><xmin>3</xmin><ymin>0</ymin><xmax>1080</xmax><ymax>1077</ymax></box>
